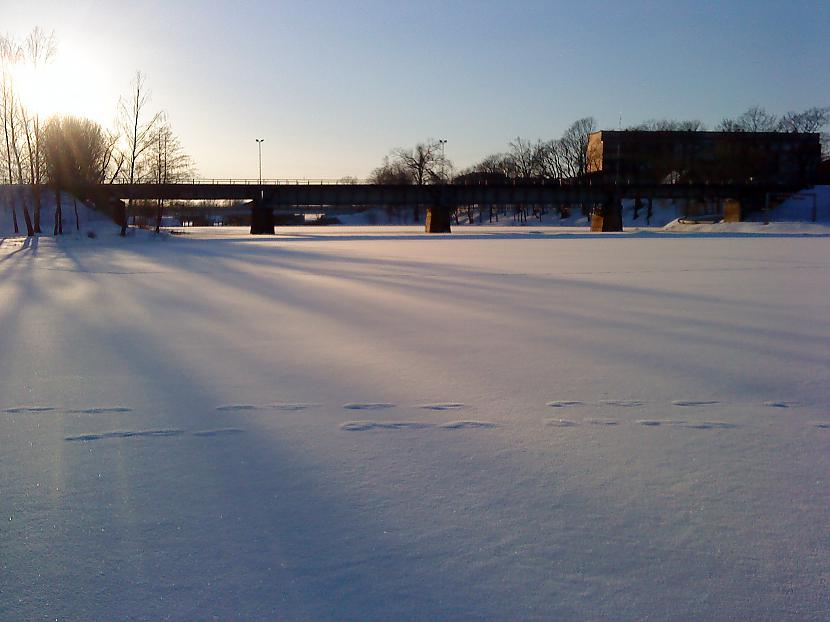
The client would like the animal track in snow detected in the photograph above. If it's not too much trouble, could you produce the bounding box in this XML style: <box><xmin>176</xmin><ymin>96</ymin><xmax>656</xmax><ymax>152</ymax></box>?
<box><xmin>65</xmin><ymin>429</ymin><xmax>184</xmax><ymax>442</ymax></box>
<box><xmin>637</xmin><ymin>420</ymin><xmax>686</xmax><ymax>427</ymax></box>
<box><xmin>192</xmin><ymin>428</ymin><xmax>245</xmax><ymax>437</ymax></box>
<box><xmin>216</xmin><ymin>403</ymin><xmax>317</xmax><ymax>412</ymax></box>
<box><xmin>812</xmin><ymin>422</ymin><xmax>830</xmax><ymax>429</ymax></box>
<box><xmin>636</xmin><ymin>419</ymin><xmax>736</xmax><ymax>429</ymax></box>
<box><xmin>546</xmin><ymin>400</ymin><xmax>644</xmax><ymax>409</ymax></box>
<box><xmin>215</xmin><ymin>404</ymin><xmax>262</xmax><ymax>412</ymax></box>
<box><xmin>4</xmin><ymin>406</ymin><xmax>56</xmax><ymax>413</ymax></box>
<box><xmin>544</xmin><ymin>418</ymin><xmax>579</xmax><ymax>427</ymax></box>
<box><xmin>439</xmin><ymin>420</ymin><xmax>497</xmax><ymax>429</ymax></box>
<box><xmin>267</xmin><ymin>403</ymin><xmax>317</xmax><ymax>411</ymax></box>
<box><xmin>417</xmin><ymin>403</ymin><xmax>466</xmax><ymax>411</ymax></box>
<box><xmin>66</xmin><ymin>407</ymin><xmax>133</xmax><ymax>414</ymax></box>
<box><xmin>763</xmin><ymin>401</ymin><xmax>795</xmax><ymax>409</ymax></box>
<box><xmin>682</xmin><ymin>421</ymin><xmax>737</xmax><ymax>429</ymax></box>
<box><xmin>341</xmin><ymin>421</ymin><xmax>433</xmax><ymax>431</ymax></box>
<box><xmin>340</xmin><ymin>420</ymin><xmax>497</xmax><ymax>431</ymax></box>
<box><xmin>672</xmin><ymin>400</ymin><xmax>720</xmax><ymax>407</ymax></box>
<box><xmin>586</xmin><ymin>418</ymin><xmax>619</xmax><ymax>426</ymax></box>
<box><xmin>343</xmin><ymin>403</ymin><xmax>396</xmax><ymax>411</ymax></box>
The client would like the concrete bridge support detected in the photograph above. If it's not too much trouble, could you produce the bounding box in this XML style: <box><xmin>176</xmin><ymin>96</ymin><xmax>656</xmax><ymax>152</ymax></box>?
<box><xmin>250</xmin><ymin>198</ymin><xmax>274</xmax><ymax>234</ymax></box>
<box><xmin>424</xmin><ymin>187</ymin><xmax>455</xmax><ymax>233</ymax></box>
<box><xmin>601</xmin><ymin>194</ymin><xmax>624</xmax><ymax>232</ymax></box>
<box><xmin>425</xmin><ymin>207</ymin><xmax>452</xmax><ymax>233</ymax></box>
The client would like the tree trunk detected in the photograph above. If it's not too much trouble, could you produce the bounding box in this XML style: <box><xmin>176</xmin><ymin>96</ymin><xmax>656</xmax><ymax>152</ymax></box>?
<box><xmin>33</xmin><ymin>186</ymin><xmax>42</xmax><ymax>233</ymax></box>
<box><xmin>74</xmin><ymin>199</ymin><xmax>80</xmax><ymax>231</ymax></box>
<box><xmin>11</xmin><ymin>198</ymin><xmax>19</xmax><ymax>234</ymax></box>
<box><xmin>21</xmin><ymin>196</ymin><xmax>34</xmax><ymax>236</ymax></box>
<box><xmin>54</xmin><ymin>188</ymin><xmax>63</xmax><ymax>235</ymax></box>
<box><xmin>120</xmin><ymin>202</ymin><xmax>128</xmax><ymax>236</ymax></box>
<box><xmin>155</xmin><ymin>199</ymin><xmax>162</xmax><ymax>234</ymax></box>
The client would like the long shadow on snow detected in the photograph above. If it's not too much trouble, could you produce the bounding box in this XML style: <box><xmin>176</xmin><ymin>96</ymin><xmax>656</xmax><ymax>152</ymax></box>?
<box><xmin>138</xmin><ymin>233</ymin><xmax>812</xmax><ymax>313</ymax></box>
<box><xmin>2</xmin><ymin>243</ymin><xmax>545</xmax><ymax>621</ymax></box>
<box><xmin>116</xmin><ymin>238</ymin><xmax>825</xmax><ymax>402</ymax></box>
<box><xmin>13</xmin><ymin>235</ymin><xmax>824</xmax><ymax>619</ymax></box>
<box><xmin>59</xmin><ymin>241</ymin><xmax>779</xmax><ymax>618</ymax></box>
<box><xmin>150</xmin><ymin>234</ymin><xmax>830</xmax><ymax>346</ymax></box>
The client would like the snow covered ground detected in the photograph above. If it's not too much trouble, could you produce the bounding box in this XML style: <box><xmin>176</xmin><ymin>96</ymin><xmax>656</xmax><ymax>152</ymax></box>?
<box><xmin>1</xmin><ymin>224</ymin><xmax>829</xmax><ymax>621</ymax></box>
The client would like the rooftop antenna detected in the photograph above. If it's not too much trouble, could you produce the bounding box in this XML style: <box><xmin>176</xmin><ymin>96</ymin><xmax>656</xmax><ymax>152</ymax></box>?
<box><xmin>618</xmin><ymin>112</ymin><xmax>622</xmax><ymax>130</ymax></box>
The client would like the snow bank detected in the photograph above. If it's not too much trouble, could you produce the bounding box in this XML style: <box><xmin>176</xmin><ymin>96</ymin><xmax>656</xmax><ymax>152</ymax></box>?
<box><xmin>0</xmin><ymin>187</ymin><xmax>123</xmax><ymax>240</ymax></box>
<box><xmin>744</xmin><ymin>185</ymin><xmax>830</xmax><ymax>223</ymax></box>
<box><xmin>662</xmin><ymin>219</ymin><xmax>830</xmax><ymax>235</ymax></box>
<box><xmin>335</xmin><ymin>198</ymin><xmax>684</xmax><ymax>228</ymax></box>
<box><xmin>332</xmin><ymin>187</ymin><xmax>830</xmax><ymax>230</ymax></box>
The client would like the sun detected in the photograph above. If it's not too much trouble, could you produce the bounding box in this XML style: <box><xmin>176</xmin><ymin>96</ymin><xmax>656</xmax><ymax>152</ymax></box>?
<box><xmin>11</xmin><ymin>44</ymin><xmax>114</xmax><ymax>129</ymax></box>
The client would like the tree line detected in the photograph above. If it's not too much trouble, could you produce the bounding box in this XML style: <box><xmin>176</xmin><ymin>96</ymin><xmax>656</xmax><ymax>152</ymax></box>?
<box><xmin>370</xmin><ymin>106</ymin><xmax>829</xmax><ymax>186</ymax></box>
<box><xmin>1</xmin><ymin>28</ymin><xmax>194</xmax><ymax>237</ymax></box>
<box><xmin>367</xmin><ymin>117</ymin><xmax>599</xmax><ymax>186</ymax></box>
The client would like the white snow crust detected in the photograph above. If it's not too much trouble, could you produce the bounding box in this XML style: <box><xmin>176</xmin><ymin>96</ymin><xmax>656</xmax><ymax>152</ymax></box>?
<box><xmin>1</xmin><ymin>220</ymin><xmax>829</xmax><ymax>620</ymax></box>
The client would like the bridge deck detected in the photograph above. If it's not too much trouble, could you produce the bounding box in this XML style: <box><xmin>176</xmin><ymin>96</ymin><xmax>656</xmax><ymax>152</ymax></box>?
<box><xmin>51</xmin><ymin>181</ymin><xmax>796</xmax><ymax>207</ymax></box>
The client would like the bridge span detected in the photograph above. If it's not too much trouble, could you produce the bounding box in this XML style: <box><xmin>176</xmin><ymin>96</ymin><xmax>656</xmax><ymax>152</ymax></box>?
<box><xmin>9</xmin><ymin>181</ymin><xmax>796</xmax><ymax>233</ymax></box>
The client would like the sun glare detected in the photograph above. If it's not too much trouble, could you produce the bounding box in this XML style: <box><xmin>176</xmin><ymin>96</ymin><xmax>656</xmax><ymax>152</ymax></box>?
<box><xmin>11</xmin><ymin>44</ymin><xmax>114</xmax><ymax>129</ymax></box>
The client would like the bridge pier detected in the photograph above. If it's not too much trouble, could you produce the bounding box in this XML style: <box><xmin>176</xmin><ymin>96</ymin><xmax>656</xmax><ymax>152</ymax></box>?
<box><xmin>250</xmin><ymin>198</ymin><xmax>274</xmax><ymax>235</ymax></box>
<box><xmin>425</xmin><ymin>186</ymin><xmax>454</xmax><ymax>233</ymax></box>
<box><xmin>425</xmin><ymin>207</ymin><xmax>452</xmax><ymax>233</ymax></box>
<box><xmin>601</xmin><ymin>194</ymin><xmax>623</xmax><ymax>232</ymax></box>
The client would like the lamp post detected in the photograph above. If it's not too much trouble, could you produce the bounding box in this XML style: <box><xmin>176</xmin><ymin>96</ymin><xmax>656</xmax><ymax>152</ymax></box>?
<box><xmin>438</xmin><ymin>138</ymin><xmax>447</xmax><ymax>182</ymax></box>
<box><xmin>255</xmin><ymin>138</ymin><xmax>265</xmax><ymax>185</ymax></box>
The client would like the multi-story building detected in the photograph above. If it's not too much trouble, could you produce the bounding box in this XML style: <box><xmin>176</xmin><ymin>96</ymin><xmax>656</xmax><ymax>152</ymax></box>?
<box><xmin>586</xmin><ymin>130</ymin><xmax>821</xmax><ymax>186</ymax></box>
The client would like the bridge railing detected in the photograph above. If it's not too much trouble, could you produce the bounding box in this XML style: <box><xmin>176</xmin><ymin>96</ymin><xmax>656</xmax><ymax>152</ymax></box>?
<box><xmin>174</xmin><ymin>178</ymin><xmax>371</xmax><ymax>185</ymax></box>
<box><xmin>128</xmin><ymin>177</ymin><xmax>590</xmax><ymax>187</ymax></box>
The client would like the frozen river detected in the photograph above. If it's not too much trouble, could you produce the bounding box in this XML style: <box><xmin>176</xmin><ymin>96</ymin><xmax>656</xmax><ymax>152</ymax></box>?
<box><xmin>2</xmin><ymin>226</ymin><xmax>829</xmax><ymax>620</ymax></box>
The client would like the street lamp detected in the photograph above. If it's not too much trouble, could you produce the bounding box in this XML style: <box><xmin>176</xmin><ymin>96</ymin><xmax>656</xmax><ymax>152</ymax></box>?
<box><xmin>438</xmin><ymin>139</ymin><xmax>447</xmax><ymax>182</ymax></box>
<box><xmin>255</xmin><ymin>138</ymin><xmax>265</xmax><ymax>185</ymax></box>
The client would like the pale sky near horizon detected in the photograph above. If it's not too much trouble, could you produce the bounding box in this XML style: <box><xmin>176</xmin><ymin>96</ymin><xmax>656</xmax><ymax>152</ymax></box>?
<box><xmin>4</xmin><ymin>0</ymin><xmax>829</xmax><ymax>179</ymax></box>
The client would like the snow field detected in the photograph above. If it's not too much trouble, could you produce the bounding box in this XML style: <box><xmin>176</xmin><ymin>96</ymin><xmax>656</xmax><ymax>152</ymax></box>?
<box><xmin>1</xmin><ymin>226</ymin><xmax>829</xmax><ymax>621</ymax></box>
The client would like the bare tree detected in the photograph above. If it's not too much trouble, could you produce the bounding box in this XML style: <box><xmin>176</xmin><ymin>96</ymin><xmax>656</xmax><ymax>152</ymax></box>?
<box><xmin>508</xmin><ymin>137</ymin><xmax>540</xmax><ymax>179</ymax></box>
<box><xmin>627</xmin><ymin>118</ymin><xmax>706</xmax><ymax>131</ymax></box>
<box><xmin>368</xmin><ymin>156</ymin><xmax>413</xmax><ymax>184</ymax></box>
<box><xmin>1</xmin><ymin>36</ymin><xmax>19</xmax><ymax>233</ymax></box>
<box><xmin>465</xmin><ymin>152</ymin><xmax>516</xmax><ymax>178</ymax></box>
<box><xmin>146</xmin><ymin>117</ymin><xmax>193</xmax><ymax>232</ymax></box>
<box><xmin>559</xmin><ymin>117</ymin><xmax>596</xmax><ymax>177</ymax></box>
<box><xmin>778</xmin><ymin>107</ymin><xmax>830</xmax><ymax>133</ymax></box>
<box><xmin>25</xmin><ymin>27</ymin><xmax>56</xmax><ymax>68</ymax></box>
<box><xmin>740</xmin><ymin>106</ymin><xmax>779</xmax><ymax>131</ymax></box>
<box><xmin>718</xmin><ymin>106</ymin><xmax>778</xmax><ymax>132</ymax></box>
<box><xmin>390</xmin><ymin>140</ymin><xmax>449</xmax><ymax>185</ymax></box>
<box><xmin>0</xmin><ymin>35</ymin><xmax>34</xmax><ymax>236</ymax></box>
<box><xmin>41</xmin><ymin>115</ymin><xmax>111</xmax><ymax>234</ymax></box>
<box><xmin>716</xmin><ymin>118</ymin><xmax>743</xmax><ymax>132</ymax></box>
<box><xmin>42</xmin><ymin>115</ymin><xmax>115</xmax><ymax>189</ymax></box>
<box><xmin>536</xmin><ymin>139</ymin><xmax>566</xmax><ymax>179</ymax></box>
<box><xmin>118</xmin><ymin>71</ymin><xmax>162</xmax><ymax>235</ymax></box>
<box><xmin>98</xmin><ymin>128</ymin><xmax>124</xmax><ymax>184</ymax></box>
<box><xmin>23</xmin><ymin>27</ymin><xmax>56</xmax><ymax>232</ymax></box>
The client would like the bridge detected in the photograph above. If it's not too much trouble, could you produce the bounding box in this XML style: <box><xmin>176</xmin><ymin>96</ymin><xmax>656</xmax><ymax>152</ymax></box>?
<box><xmin>11</xmin><ymin>180</ymin><xmax>797</xmax><ymax>233</ymax></box>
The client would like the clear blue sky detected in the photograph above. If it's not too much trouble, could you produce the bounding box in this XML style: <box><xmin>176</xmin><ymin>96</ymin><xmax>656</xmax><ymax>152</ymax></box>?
<box><xmin>5</xmin><ymin>0</ymin><xmax>829</xmax><ymax>179</ymax></box>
